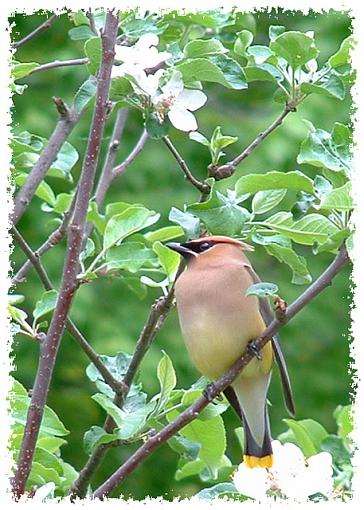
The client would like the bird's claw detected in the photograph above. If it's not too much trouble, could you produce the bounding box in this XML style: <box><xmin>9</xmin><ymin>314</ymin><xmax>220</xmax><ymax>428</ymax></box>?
<box><xmin>248</xmin><ymin>340</ymin><xmax>262</xmax><ymax>361</ymax></box>
<box><xmin>203</xmin><ymin>382</ymin><xmax>217</xmax><ymax>401</ymax></box>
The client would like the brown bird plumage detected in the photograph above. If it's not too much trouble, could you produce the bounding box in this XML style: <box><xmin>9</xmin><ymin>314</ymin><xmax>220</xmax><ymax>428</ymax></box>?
<box><xmin>167</xmin><ymin>235</ymin><xmax>294</xmax><ymax>468</ymax></box>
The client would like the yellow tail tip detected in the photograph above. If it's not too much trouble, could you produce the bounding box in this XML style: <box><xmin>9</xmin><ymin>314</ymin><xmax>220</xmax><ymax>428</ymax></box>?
<box><xmin>243</xmin><ymin>454</ymin><xmax>273</xmax><ymax>469</ymax></box>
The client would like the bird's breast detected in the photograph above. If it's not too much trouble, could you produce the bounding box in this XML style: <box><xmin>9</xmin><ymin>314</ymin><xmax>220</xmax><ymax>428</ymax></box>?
<box><xmin>174</xmin><ymin>262</ymin><xmax>269</xmax><ymax>380</ymax></box>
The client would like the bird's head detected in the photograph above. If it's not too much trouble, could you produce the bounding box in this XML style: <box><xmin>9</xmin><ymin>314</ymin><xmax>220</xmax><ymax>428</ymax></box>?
<box><xmin>166</xmin><ymin>235</ymin><xmax>254</xmax><ymax>260</ymax></box>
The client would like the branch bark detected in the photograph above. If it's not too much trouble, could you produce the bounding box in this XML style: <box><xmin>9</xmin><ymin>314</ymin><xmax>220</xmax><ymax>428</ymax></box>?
<box><xmin>11</xmin><ymin>12</ymin><xmax>119</xmax><ymax>500</ymax></box>
<box><xmin>112</xmin><ymin>129</ymin><xmax>148</xmax><ymax>178</ymax></box>
<box><xmin>29</xmin><ymin>58</ymin><xmax>89</xmax><ymax>76</ymax></box>
<box><xmin>11</xmin><ymin>101</ymin><xmax>81</xmax><ymax>227</ymax></box>
<box><xmin>92</xmin><ymin>245</ymin><xmax>350</xmax><ymax>499</ymax></box>
<box><xmin>12</xmin><ymin>14</ymin><xmax>58</xmax><ymax>50</ymax></box>
<box><xmin>162</xmin><ymin>136</ymin><xmax>210</xmax><ymax>196</ymax></box>
<box><xmin>209</xmin><ymin>103</ymin><xmax>295</xmax><ymax>181</ymax></box>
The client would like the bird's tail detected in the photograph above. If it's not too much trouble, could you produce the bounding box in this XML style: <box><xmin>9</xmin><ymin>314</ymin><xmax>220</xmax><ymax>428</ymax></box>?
<box><xmin>242</xmin><ymin>406</ymin><xmax>273</xmax><ymax>468</ymax></box>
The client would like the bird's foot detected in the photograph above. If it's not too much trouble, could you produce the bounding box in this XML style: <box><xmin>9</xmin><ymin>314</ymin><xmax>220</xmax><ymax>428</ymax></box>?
<box><xmin>247</xmin><ymin>340</ymin><xmax>263</xmax><ymax>361</ymax></box>
<box><xmin>203</xmin><ymin>382</ymin><xmax>217</xmax><ymax>402</ymax></box>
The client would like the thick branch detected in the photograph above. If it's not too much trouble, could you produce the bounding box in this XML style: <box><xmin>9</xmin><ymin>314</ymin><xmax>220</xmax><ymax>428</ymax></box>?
<box><xmin>69</xmin><ymin>282</ymin><xmax>177</xmax><ymax>499</ymax></box>
<box><xmin>29</xmin><ymin>58</ymin><xmax>89</xmax><ymax>76</ymax></box>
<box><xmin>92</xmin><ymin>246</ymin><xmax>350</xmax><ymax>499</ymax></box>
<box><xmin>112</xmin><ymin>129</ymin><xmax>148</xmax><ymax>178</ymax></box>
<box><xmin>11</xmin><ymin>12</ymin><xmax>119</xmax><ymax>500</ymax></box>
<box><xmin>162</xmin><ymin>136</ymin><xmax>210</xmax><ymax>195</ymax></box>
<box><xmin>11</xmin><ymin>101</ymin><xmax>81</xmax><ymax>226</ymax></box>
<box><xmin>210</xmin><ymin>103</ymin><xmax>295</xmax><ymax>181</ymax></box>
<box><xmin>12</xmin><ymin>14</ymin><xmax>57</xmax><ymax>50</ymax></box>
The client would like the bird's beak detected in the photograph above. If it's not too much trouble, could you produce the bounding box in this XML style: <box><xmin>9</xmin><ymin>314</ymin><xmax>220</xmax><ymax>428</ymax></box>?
<box><xmin>166</xmin><ymin>242</ymin><xmax>195</xmax><ymax>258</ymax></box>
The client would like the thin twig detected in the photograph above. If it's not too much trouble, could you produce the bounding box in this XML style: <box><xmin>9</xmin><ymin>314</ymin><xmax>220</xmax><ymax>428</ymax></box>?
<box><xmin>87</xmin><ymin>9</ymin><xmax>99</xmax><ymax>36</ymax></box>
<box><xmin>92</xmin><ymin>245</ymin><xmax>350</xmax><ymax>499</ymax></box>
<box><xmin>112</xmin><ymin>129</ymin><xmax>149</xmax><ymax>178</ymax></box>
<box><xmin>69</xmin><ymin>280</ymin><xmax>178</xmax><ymax>499</ymax></box>
<box><xmin>11</xmin><ymin>227</ymin><xmax>127</xmax><ymax>395</ymax></box>
<box><xmin>11</xmin><ymin>12</ymin><xmax>119</xmax><ymax>500</ymax></box>
<box><xmin>29</xmin><ymin>58</ymin><xmax>89</xmax><ymax>76</ymax></box>
<box><xmin>11</xmin><ymin>101</ymin><xmax>81</xmax><ymax>227</ymax></box>
<box><xmin>210</xmin><ymin>103</ymin><xmax>296</xmax><ymax>181</ymax></box>
<box><xmin>94</xmin><ymin>109</ymin><xmax>129</xmax><ymax>208</ymax></box>
<box><xmin>12</xmin><ymin>14</ymin><xmax>58</xmax><ymax>50</ymax></box>
<box><xmin>162</xmin><ymin>136</ymin><xmax>210</xmax><ymax>195</ymax></box>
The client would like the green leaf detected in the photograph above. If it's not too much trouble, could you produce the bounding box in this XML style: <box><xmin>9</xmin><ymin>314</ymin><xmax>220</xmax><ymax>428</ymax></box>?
<box><xmin>270</xmin><ymin>31</ymin><xmax>319</xmax><ymax>69</ymax></box>
<box><xmin>103</xmin><ymin>207</ymin><xmax>160</xmax><ymax>251</ymax></box>
<box><xmin>189</xmin><ymin>131</ymin><xmax>210</xmax><ymax>146</ymax></box>
<box><xmin>110</xmin><ymin>77</ymin><xmax>133</xmax><ymax>101</ymax></box>
<box><xmin>123</xmin><ymin>18</ymin><xmax>163</xmax><ymax>37</ymax></box>
<box><xmin>319</xmin><ymin>182</ymin><xmax>353</xmax><ymax>211</ymax></box>
<box><xmin>282</xmin><ymin>418</ymin><xmax>329</xmax><ymax>456</ymax></box>
<box><xmin>265</xmin><ymin>244</ymin><xmax>312</xmax><ymax>284</ymax></box>
<box><xmin>84</xmin><ymin>37</ymin><xmax>101</xmax><ymax>74</ymax></box>
<box><xmin>314</xmin><ymin>228</ymin><xmax>350</xmax><ymax>255</ymax></box>
<box><xmin>69</xmin><ymin>25</ymin><xmax>95</xmax><ymax>40</ymax></box>
<box><xmin>321</xmin><ymin>435</ymin><xmax>352</xmax><ymax>466</ymax></box>
<box><xmin>33</xmin><ymin>290</ymin><xmax>58</xmax><ymax>323</ymax></box>
<box><xmin>245</xmin><ymin>282</ymin><xmax>278</xmax><ymax>298</ymax></box>
<box><xmin>188</xmin><ymin>189</ymin><xmax>251</xmax><ymax>236</ymax></box>
<box><xmin>197</xmin><ymin>483</ymin><xmax>239</xmax><ymax>500</ymax></box>
<box><xmin>74</xmin><ymin>76</ymin><xmax>97</xmax><ymax>113</ymax></box>
<box><xmin>252</xmin><ymin>189</ymin><xmax>287</xmax><ymax>214</ymax></box>
<box><xmin>247</xmin><ymin>45</ymin><xmax>274</xmax><ymax>64</ymax></box>
<box><xmin>235</xmin><ymin>170</ymin><xmax>314</xmax><ymax>196</ymax></box>
<box><xmin>313</xmin><ymin>175</ymin><xmax>333</xmax><ymax>198</ymax></box>
<box><xmin>28</xmin><ymin>462</ymin><xmax>61</xmax><ymax>487</ymax></box>
<box><xmin>83</xmin><ymin>426</ymin><xmax>118</xmax><ymax>455</ymax></box>
<box><xmin>87</xmin><ymin>202</ymin><xmax>106</xmax><ymax>234</ymax></box>
<box><xmin>184</xmin><ymin>38</ymin><xmax>228</xmax><ymax>58</ymax></box>
<box><xmin>329</xmin><ymin>36</ymin><xmax>354</xmax><ymax>68</ymax></box>
<box><xmin>297</xmin><ymin>122</ymin><xmax>352</xmax><ymax>174</ymax></box>
<box><xmin>8</xmin><ymin>293</ymin><xmax>24</xmax><ymax>305</ymax></box>
<box><xmin>92</xmin><ymin>393</ymin><xmax>124</xmax><ymax>428</ymax></box>
<box><xmin>144</xmin><ymin>226</ymin><xmax>184</xmax><ymax>243</ymax></box>
<box><xmin>12</xmin><ymin>61</ymin><xmax>39</xmax><ymax>80</ymax></box>
<box><xmin>233</xmin><ymin>30</ymin><xmax>254</xmax><ymax>56</ymax></box>
<box><xmin>153</xmin><ymin>241</ymin><xmax>180</xmax><ymax>282</ymax></box>
<box><xmin>262</xmin><ymin>213</ymin><xmax>339</xmax><ymax>245</ymax></box>
<box><xmin>210</xmin><ymin>126</ymin><xmax>238</xmax><ymax>152</ymax></box>
<box><xmin>176</xmin><ymin>56</ymin><xmax>247</xmax><ymax>90</ymax></box>
<box><xmin>269</xmin><ymin>25</ymin><xmax>286</xmax><ymax>42</ymax></box>
<box><xmin>334</xmin><ymin>405</ymin><xmax>353</xmax><ymax>438</ymax></box>
<box><xmin>175</xmin><ymin>459</ymin><xmax>206</xmax><ymax>481</ymax></box>
<box><xmin>105</xmin><ymin>242</ymin><xmax>157</xmax><ymax>272</ymax></box>
<box><xmin>37</xmin><ymin>436</ymin><xmax>67</xmax><ymax>453</ymax></box>
<box><xmin>14</xmin><ymin>174</ymin><xmax>56</xmax><ymax>206</ymax></box>
<box><xmin>71</xmin><ymin>11</ymin><xmax>90</xmax><ymax>26</ymax></box>
<box><xmin>11</xmin><ymin>394</ymin><xmax>69</xmax><ymax>436</ymax></box>
<box><xmin>145</xmin><ymin>112</ymin><xmax>169</xmax><ymax>139</ymax></box>
<box><xmin>155</xmin><ymin>351</ymin><xmax>177</xmax><ymax>413</ymax></box>
<box><xmin>244</xmin><ymin>63</ymin><xmax>283</xmax><ymax>83</ymax></box>
<box><xmin>301</xmin><ymin>73</ymin><xmax>345</xmax><ymax>101</ymax></box>
<box><xmin>86</xmin><ymin>352</ymin><xmax>132</xmax><ymax>396</ymax></box>
<box><xmin>169</xmin><ymin>207</ymin><xmax>201</xmax><ymax>239</ymax></box>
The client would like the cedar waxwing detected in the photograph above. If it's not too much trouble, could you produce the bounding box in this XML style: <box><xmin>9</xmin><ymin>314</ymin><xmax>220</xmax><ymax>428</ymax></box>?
<box><xmin>167</xmin><ymin>235</ymin><xmax>295</xmax><ymax>469</ymax></box>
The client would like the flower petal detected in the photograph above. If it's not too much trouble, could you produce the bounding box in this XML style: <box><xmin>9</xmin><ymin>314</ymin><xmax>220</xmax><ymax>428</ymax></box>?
<box><xmin>168</xmin><ymin>106</ymin><xmax>198</xmax><ymax>132</ymax></box>
<box><xmin>136</xmin><ymin>33</ymin><xmax>159</xmax><ymax>50</ymax></box>
<box><xmin>176</xmin><ymin>89</ymin><xmax>207</xmax><ymax>111</ymax></box>
<box><xmin>233</xmin><ymin>463</ymin><xmax>270</xmax><ymax>500</ymax></box>
<box><xmin>161</xmin><ymin>70</ymin><xmax>184</xmax><ymax>97</ymax></box>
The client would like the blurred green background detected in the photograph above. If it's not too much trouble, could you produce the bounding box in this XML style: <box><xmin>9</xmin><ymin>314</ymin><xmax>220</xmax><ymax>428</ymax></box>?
<box><xmin>11</xmin><ymin>9</ymin><xmax>352</xmax><ymax>500</ymax></box>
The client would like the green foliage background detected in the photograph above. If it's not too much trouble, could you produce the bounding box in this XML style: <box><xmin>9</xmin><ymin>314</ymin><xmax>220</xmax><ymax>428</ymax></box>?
<box><xmin>11</xmin><ymin>9</ymin><xmax>352</xmax><ymax>499</ymax></box>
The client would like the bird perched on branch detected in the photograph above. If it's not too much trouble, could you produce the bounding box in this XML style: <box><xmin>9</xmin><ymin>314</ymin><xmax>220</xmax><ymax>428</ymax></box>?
<box><xmin>167</xmin><ymin>235</ymin><xmax>295</xmax><ymax>468</ymax></box>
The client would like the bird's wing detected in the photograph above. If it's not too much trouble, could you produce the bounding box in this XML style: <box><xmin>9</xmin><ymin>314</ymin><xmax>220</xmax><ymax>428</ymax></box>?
<box><xmin>244</xmin><ymin>264</ymin><xmax>295</xmax><ymax>416</ymax></box>
<box><xmin>223</xmin><ymin>386</ymin><xmax>242</xmax><ymax>419</ymax></box>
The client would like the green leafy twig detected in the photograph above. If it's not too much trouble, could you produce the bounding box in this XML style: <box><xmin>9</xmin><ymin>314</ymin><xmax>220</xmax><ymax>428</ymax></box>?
<box><xmin>92</xmin><ymin>244</ymin><xmax>350</xmax><ymax>499</ymax></box>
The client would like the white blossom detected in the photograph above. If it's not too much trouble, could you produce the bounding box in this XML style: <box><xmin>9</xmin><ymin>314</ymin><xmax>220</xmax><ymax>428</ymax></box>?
<box><xmin>112</xmin><ymin>33</ymin><xmax>171</xmax><ymax>78</ymax></box>
<box><xmin>32</xmin><ymin>482</ymin><xmax>55</xmax><ymax>501</ymax></box>
<box><xmin>233</xmin><ymin>440</ymin><xmax>334</xmax><ymax>502</ymax></box>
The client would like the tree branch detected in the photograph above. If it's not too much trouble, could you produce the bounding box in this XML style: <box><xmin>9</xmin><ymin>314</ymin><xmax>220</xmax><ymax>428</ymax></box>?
<box><xmin>12</xmin><ymin>13</ymin><xmax>58</xmax><ymax>50</ymax></box>
<box><xmin>29</xmin><ymin>58</ymin><xmax>89</xmax><ymax>76</ymax></box>
<box><xmin>11</xmin><ymin>190</ymin><xmax>78</xmax><ymax>286</ymax></box>
<box><xmin>209</xmin><ymin>103</ymin><xmax>296</xmax><ymax>181</ymax></box>
<box><xmin>92</xmin><ymin>245</ymin><xmax>350</xmax><ymax>499</ymax></box>
<box><xmin>11</xmin><ymin>12</ymin><xmax>119</xmax><ymax>500</ymax></box>
<box><xmin>11</xmin><ymin>100</ymin><xmax>82</xmax><ymax>227</ymax></box>
<box><xmin>11</xmin><ymin>227</ymin><xmax>127</xmax><ymax>395</ymax></box>
<box><xmin>68</xmin><ymin>280</ymin><xmax>178</xmax><ymax>499</ymax></box>
<box><xmin>162</xmin><ymin>136</ymin><xmax>210</xmax><ymax>196</ymax></box>
<box><xmin>112</xmin><ymin>129</ymin><xmax>148</xmax><ymax>178</ymax></box>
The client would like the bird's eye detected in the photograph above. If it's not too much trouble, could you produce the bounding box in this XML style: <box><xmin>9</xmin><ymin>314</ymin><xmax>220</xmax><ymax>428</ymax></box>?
<box><xmin>199</xmin><ymin>242</ymin><xmax>212</xmax><ymax>251</ymax></box>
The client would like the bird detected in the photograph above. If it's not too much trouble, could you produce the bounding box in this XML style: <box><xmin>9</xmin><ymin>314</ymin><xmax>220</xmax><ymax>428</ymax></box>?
<box><xmin>166</xmin><ymin>235</ymin><xmax>295</xmax><ymax>469</ymax></box>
